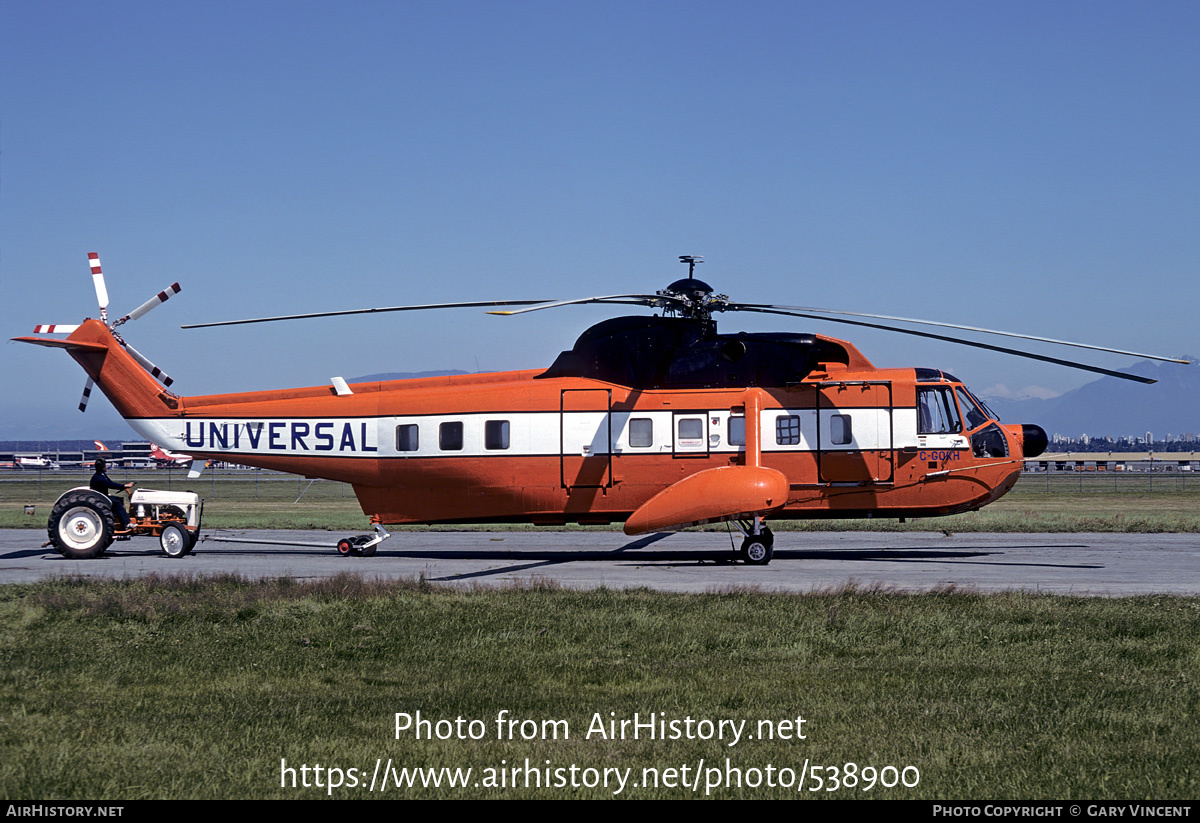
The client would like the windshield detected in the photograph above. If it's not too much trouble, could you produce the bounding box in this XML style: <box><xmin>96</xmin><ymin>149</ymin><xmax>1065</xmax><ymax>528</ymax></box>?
<box><xmin>955</xmin><ymin>387</ymin><xmax>992</xmax><ymax>430</ymax></box>
<box><xmin>965</xmin><ymin>388</ymin><xmax>999</xmax><ymax>422</ymax></box>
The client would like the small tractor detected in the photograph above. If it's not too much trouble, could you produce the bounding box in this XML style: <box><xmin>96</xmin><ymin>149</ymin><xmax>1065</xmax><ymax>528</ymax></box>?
<box><xmin>46</xmin><ymin>486</ymin><xmax>203</xmax><ymax>559</ymax></box>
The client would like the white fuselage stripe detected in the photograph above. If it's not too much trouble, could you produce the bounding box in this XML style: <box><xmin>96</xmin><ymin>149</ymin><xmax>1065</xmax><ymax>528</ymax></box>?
<box><xmin>128</xmin><ymin>408</ymin><xmax>969</xmax><ymax>459</ymax></box>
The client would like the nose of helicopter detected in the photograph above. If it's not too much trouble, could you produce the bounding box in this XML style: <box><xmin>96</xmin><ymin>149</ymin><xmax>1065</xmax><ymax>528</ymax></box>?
<box><xmin>1021</xmin><ymin>424</ymin><xmax>1048</xmax><ymax>458</ymax></box>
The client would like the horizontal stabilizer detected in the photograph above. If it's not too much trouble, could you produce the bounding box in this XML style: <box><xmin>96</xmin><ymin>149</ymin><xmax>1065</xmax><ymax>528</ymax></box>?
<box><xmin>624</xmin><ymin>465</ymin><xmax>789</xmax><ymax>535</ymax></box>
<box><xmin>12</xmin><ymin>336</ymin><xmax>108</xmax><ymax>352</ymax></box>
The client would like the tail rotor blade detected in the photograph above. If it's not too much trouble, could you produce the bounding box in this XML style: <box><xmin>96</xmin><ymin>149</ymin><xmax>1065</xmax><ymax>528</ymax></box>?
<box><xmin>123</xmin><ymin>342</ymin><xmax>174</xmax><ymax>387</ymax></box>
<box><xmin>78</xmin><ymin>378</ymin><xmax>94</xmax><ymax>413</ymax></box>
<box><xmin>118</xmin><ymin>283</ymin><xmax>182</xmax><ymax>325</ymax></box>
<box><xmin>87</xmin><ymin>253</ymin><xmax>110</xmax><ymax>319</ymax></box>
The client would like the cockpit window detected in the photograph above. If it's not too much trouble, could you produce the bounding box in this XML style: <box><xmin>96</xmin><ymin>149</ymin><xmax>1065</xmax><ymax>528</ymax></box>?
<box><xmin>917</xmin><ymin>387</ymin><xmax>962</xmax><ymax>434</ymax></box>
<box><xmin>968</xmin><ymin>389</ymin><xmax>999</xmax><ymax>422</ymax></box>
<box><xmin>955</xmin><ymin>388</ymin><xmax>990</xmax><ymax>430</ymax></box>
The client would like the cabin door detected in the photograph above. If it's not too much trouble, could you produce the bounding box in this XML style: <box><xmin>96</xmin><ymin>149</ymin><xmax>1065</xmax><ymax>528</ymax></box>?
<box><xmin>560</xmin><ymin>389</ymin><xmax>613</xmax><ymax>489</ymax></box>
<box><xmin>816</xmin><ymin>381</ymin><xmax>895</xmax><ymax>483</ymax></box>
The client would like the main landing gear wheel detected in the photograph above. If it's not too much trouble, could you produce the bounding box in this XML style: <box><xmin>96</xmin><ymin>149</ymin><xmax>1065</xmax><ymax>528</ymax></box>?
<box><xmin>48</xmin><ymin>490</ymin><xmax>115</xmax><ymax>559</ymax></box>
<box><xmin>160</xmin><ymin>523</ymin><xmax>190</xmax><ymax>558</ymax></box>
<box><xmin>739</xmin><ymin>527</ymin><xmax>774</xmax><ymax>566</ymax></box>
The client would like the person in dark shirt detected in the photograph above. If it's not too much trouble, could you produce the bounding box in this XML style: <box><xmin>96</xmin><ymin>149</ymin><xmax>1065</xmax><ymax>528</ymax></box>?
<box><xmin>90</xmin><ymin>458</ymin><xmax>133</xmax><ymax>530</ymax></box>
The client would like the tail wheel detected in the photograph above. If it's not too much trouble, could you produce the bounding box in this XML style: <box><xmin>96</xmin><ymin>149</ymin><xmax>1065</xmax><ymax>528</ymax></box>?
<box><xmin>48</xmin><ymin>491</ymin><xmax>114</xmax><ymax>559</ymax></box>
<box><xmin>160</xmin><ymin>523</ymin><xmax>189</xmax><ymax>558</ymax></box>
<box><xmin>337</xmin><ymin>536</ymin><xmax>377</xmax><ymax>557</ymax></box>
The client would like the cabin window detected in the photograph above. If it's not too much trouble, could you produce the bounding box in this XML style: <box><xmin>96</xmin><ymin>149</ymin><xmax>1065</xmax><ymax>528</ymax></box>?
<box><xmin>439</xmin><ymin>421</ymin><xmax>463</xmax><ymax>451</ymax></box>
<box><xmin>729</xmin><ymin>416</ymin><xmax>746</xmax><ymax>447</ymax></box>
<box><xmin>485</xmin><ymin>420</ymin><xmax>510</xmax><ymax>450</ymax></box>
<box><xmin>629</xmin><ymin>418</ymin><xmax>653</xmax><ymax>448</ymax></box>
<box><xmin>395</xmin><ymin>424</ymin><xmax>419</xmax><ymax>452</ymax></box>
<box><xmin>831</xmin><ymin>414</ymin><xmax>853</xmax><ymax>445</ymax></box>
<box><xmin>776</xmin><ymin>415</ymin><xmax>801</xmax><ymax>445</ymax></box>
<box><xmin>917</xmin><ymin>387</ymin><xmax>962</xmax><ymax>434</ymax></box>
<box><xmin>678</xmin><ymin>418</ymin><xmax>703</xmax><ymax>440</ymax></box>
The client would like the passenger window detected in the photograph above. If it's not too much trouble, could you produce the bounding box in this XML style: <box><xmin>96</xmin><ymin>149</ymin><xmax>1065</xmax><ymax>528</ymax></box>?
<box><xmin>831</xmin><ymin>414</ymin><xmax>852</xmax><ymax>445</ymax></box>
<box><xmin>776</xmin><ymin>415</ymin><xmax>801</xmax><ymax>445</ymax></box>
<box><xmin>629</xmin><ymin>418</ymin><xmax>653</xmax><ymax>448</ymax></box>
<box><xmin>678</xmin><ymin>418</ymin><xmax>703</xmax><ymax>440</ymax></box>
<box><xmin>729</xmin><ymin>416</ymin><xmax>746</xmax><ymax>447</ymax></box>
<box><xmin>439</xmin><ymin>421</ymin><xmax>463</xmax><ymax>451</ymax></box>
<box><xmin>917</xmin><ymin>388</ymin><xmax>962</xmax><ymax>434</ymax></box>
<box><xmin>485</xmin><ymin>420</ymin><xmax>510</xmax><ymax>450</ymax></box>
<box><xmin>395</xmin><ymin>424</ymin><xmax>419</xmax><ymax>452</ymax></box>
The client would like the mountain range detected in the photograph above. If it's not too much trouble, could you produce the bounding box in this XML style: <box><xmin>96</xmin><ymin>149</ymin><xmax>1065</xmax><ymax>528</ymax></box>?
<box><xmin>980</xmin><ymin>358</ymin><xmax>1200</xmax><ymax>440</ymax></box>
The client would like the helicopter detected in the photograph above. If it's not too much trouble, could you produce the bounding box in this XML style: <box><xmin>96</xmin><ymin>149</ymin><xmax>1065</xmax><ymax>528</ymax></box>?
<box><xmin>16</xmin><ymin>253</ymin><xmax>1190</xmax><ymax>564</ymax></box>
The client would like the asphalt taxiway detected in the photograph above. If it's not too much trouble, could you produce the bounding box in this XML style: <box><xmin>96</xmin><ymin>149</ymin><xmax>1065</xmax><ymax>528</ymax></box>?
<box><xmin>2</xmin><ymin>528</ymin><xmax>1198</xmax><ymax>595</ymax></box>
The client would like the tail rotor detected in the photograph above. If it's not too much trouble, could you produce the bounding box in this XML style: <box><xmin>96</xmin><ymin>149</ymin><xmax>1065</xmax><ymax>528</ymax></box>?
<box><xmin>32</xmin><ymin>252</ymin><xmax>183</xmax><ymax>410</ymax></box>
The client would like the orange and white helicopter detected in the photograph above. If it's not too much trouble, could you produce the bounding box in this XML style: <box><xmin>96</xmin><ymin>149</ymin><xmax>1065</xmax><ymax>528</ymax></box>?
<box><xmin>16</xmin><ymin>253</ymin><xmax>1189</xmax><ymax>563</ymax></box>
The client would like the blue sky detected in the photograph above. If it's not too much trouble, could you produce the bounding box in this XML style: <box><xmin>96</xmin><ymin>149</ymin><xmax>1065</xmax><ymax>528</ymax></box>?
<box><xmin>2</xmin><ymin>0</ymin><xmax>1197</xmax><ymax>438</ymax></box>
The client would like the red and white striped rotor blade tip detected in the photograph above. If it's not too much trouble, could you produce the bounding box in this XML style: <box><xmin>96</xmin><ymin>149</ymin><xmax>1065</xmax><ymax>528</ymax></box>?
<box><xmin>119</xmin><ymin>283</ymin><xmax>182</xmax><ymax>324</ymax></box>
<box><xmin>88</xmin><ymin>252</ymin><xmax>110</xmax><ymax>311</ymax></box>
<box><xmin>32</xmin><ymin>325</ymin><xmax>81</xmax><ymax>334</ymax></box>
<box><xmin>78</xmin><ymin>378</ymin><xmax>94</xmax><ymax>413</ymax></box>
<box><xmin>123</xmin><ymin>342</ymin><xmax>174</xmax><ymax>387</ymax></box>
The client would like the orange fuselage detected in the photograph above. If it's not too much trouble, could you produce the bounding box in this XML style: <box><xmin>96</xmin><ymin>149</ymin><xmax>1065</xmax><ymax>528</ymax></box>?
<box><xmin>21</xmin><ymin>318</ymin><xmax>1033</xmax><ymax>532</ymax></box>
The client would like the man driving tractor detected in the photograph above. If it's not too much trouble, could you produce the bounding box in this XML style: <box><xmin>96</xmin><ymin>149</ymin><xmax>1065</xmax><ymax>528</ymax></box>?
<box><xmin>89</xmin><ymin>457</ymin><xmax>133</xmax><ymax>532</ymax></box>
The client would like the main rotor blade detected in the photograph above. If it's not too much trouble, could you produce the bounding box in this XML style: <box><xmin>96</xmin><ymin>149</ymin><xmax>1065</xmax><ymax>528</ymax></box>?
<box><xmin>488</xmin><ymin>293</ymin><xmax>688</xmax><ymax>315</ymax></box>
<box><xmin>119</xmin><ymin>283</ymin><xmax>181</xmax><ymax>325</ymax></box>
<box><xmin>730</xmin><ymin>302</ymin><xmax>1190</xmax><ymax>365</ymax></box>
<box><xmin>738</xmin><ymin>307</ymin><xmax>1158</xmax><ymax>384</ymax></box>
<box><xmin>181</xmin><ymin>299</ymin><xmax>555</xmax><ymax>329</ymax></box>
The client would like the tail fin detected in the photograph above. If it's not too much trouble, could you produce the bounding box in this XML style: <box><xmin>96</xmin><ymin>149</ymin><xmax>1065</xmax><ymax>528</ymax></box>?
<box><xmin>14</xmin><ymin>319</ymin><xmax>182</xmax><ymax>418</ymax></box>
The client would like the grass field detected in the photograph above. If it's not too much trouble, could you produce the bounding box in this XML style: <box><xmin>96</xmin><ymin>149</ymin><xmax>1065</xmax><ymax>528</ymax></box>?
<box><xmin>4</xmin><ymin>468</ymin><xmax>1200</xmax><ymax>532</ymax></box>
<box><xmin>1</xmin><ymin>576</ymin><xmax>1197</xmax><ymax>799</ymax></box>
<box><xmin>4</xmin><ymin>470</ymin><xmax>1198</xmax><ymax>800</ymax></box>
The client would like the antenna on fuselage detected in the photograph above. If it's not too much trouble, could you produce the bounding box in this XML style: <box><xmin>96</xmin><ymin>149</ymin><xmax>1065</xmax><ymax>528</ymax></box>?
<box><xmin>679</xmin><ymin>255</ymin><xmax>703</xmax><ymax>282</ymax></box>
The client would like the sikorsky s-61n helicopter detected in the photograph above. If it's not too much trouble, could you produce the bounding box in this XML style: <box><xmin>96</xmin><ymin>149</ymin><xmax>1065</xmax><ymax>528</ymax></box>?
<box><xmin>17</xmin><ymin>254</ymin><xmax>1189</xmax><ymax>563</ymax></box>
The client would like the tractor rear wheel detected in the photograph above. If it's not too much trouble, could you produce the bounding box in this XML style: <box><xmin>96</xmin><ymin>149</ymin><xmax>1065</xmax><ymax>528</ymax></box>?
<box><xmin>48</xmin><ymin>491</ymin><xmax>115</xmax><ymax>559</ymax></box>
